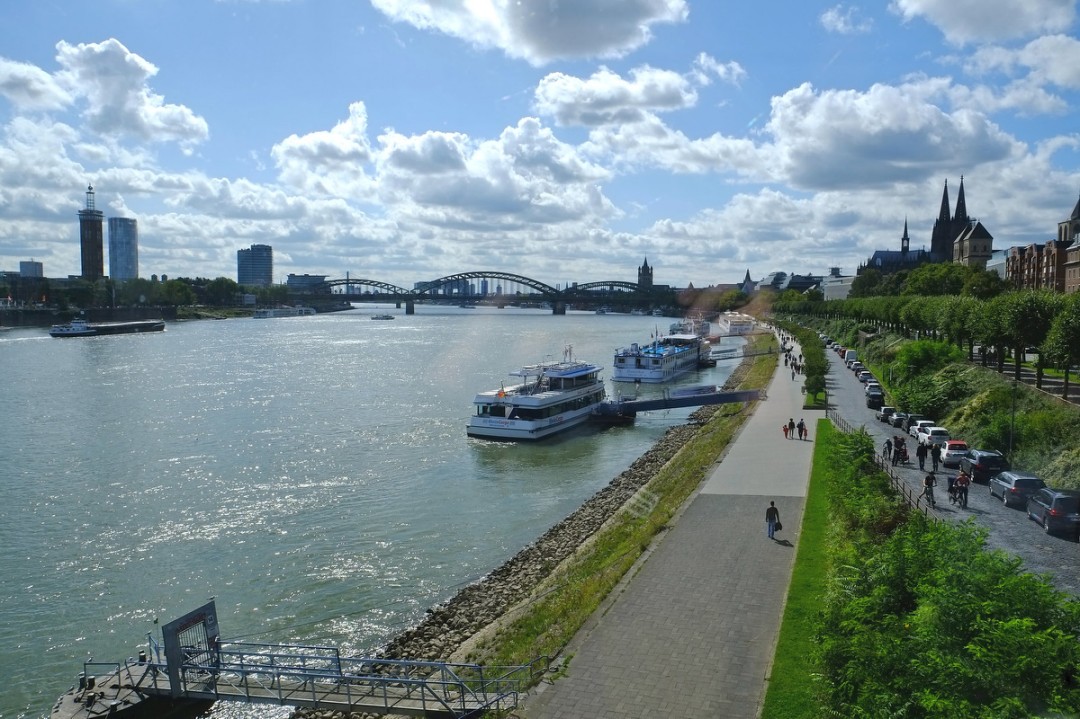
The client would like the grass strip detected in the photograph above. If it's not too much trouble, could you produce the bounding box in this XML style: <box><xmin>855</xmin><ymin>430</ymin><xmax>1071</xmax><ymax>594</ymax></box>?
<box><xmin>759</xmin><ymin>418</ymin><xmax>835</xmax><ymax>719</ymax></box>
<box><xmin>468</xmin><ymin>333</ymin><xmax>778</xmax><ymax>669</ymax></box>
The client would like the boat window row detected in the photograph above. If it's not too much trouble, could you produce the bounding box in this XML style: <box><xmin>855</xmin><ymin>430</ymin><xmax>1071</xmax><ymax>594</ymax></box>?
<box><xmin>476</xmin><ymin>390</ymin><xmax>604</xmax><ymax>420</ymax></box>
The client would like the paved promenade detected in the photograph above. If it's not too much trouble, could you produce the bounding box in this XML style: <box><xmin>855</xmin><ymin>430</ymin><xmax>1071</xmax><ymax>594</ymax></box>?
<box><xmin>523</xmin><ymin>339</ymin><xmax>822</xmax><ymax>719</ymax></box>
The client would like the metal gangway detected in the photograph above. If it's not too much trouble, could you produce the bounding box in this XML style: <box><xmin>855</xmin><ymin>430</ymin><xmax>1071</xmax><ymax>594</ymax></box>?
<box><xmin>60</xmin><ymin>601</ymin><xmax>542</xmax><ymax>719</ymax></box>
<box><xmin>594</xmin><ymin>387</ymin><xmax>764</xmax><ymax>421</ymax></box>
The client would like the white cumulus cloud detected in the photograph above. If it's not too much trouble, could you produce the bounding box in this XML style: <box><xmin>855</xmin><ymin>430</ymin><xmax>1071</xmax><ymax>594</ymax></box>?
<box><xmin>54</xmin><ymin>39</ymin><xmax>208</xmax><ymax>150</ymax></box>
<box><xmin>890</xmin><ymin>0</ymin><xmax>1075</xmax><ymax>44</ymax></box>
<box><xmin>370</xmin><ymin>0</ymin><xmax>688</xmax><ymax>65</ymax></box>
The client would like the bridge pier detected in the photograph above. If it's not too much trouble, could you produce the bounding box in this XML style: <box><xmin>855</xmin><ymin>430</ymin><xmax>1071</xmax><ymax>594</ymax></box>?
<box><xmin>405</xmin><ymin>300</ymin><xmax>415</xmax><ymax>315</ymax></box>
<box><xmin>552</xmin><ymin>302</ymin><xmax>566</xmax><ymax>315</ymax></box>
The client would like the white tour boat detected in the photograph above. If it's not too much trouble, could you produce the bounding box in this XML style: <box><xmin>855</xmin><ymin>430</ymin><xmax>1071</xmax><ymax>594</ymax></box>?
<box><xmin>466</xmin><ymin>347</ymin><xmax>605</xmax><ymax>441</ymax></box>
<box><xmin>611</xmin><ymin>333</ymin><xmax>709</xmax><ymax>383</ymax></box>
<box><xmin>252</xmin><ymin>306</ymin><xmax>316</xmax><ymax>319</ymax></box>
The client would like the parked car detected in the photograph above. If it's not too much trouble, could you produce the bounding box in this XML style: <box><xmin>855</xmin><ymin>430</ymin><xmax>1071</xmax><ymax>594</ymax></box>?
<box><xmin>909</xmin><ymin>419</ymin><xmax>935</xmax><ymax>439</ymax></box>
<box><xmin>1026</xmin><ymin>489</ymin><xmax>1080</xmax><ymax>538</ymax></box>
<box><xmin>902</xmin><ymin>414</ymin><xmax>926</xmax><ymax>432</ymax></box>
<box><xmin>989</xmin><ymin>471</ymin><xmax>1046</xmax><ymax>508</ymax></box>
<box><xmin>866</xmin><ymin>391</ymin><xmax>884</xmax><ymax>409</ymax></box>
<box><xmin>919</xmin><ymin>427</ymin><xmax>950</xmax><ymax>447</ymax></box>
<box><xmin>890</xmin><ymin>412</ymin><xmax>909</xmax><ymax>428</ymax></box>
<box><xmin>940</xmin><ymin>440</ymin><xmax>969</xmax><ymax>468</ymax></box>
<box><xmin>959</xmin><ymin>449</ymin><xmax>1010</xmax><ymax>483</ymax></box>
<box><xmin>877</xmin><ymin>406</ymin><xmax>896</xmax><ymax>423</ymax></box>
<box><xmin>858</xmin><ymin>371</ymin><xmax>873</xmax><ymax>384</ymax></box>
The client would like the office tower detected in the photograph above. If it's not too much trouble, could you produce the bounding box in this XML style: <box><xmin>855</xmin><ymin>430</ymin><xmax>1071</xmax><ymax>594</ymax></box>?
<box><xmin>19</xmin><ymin>260</ymin><xmax>43</xmax><ymax>277</ymax></box>
<box><xmin>237</xmin><ymin>244</ymin><xmax>273</xmax><ymax>286</ymax></box>
<box><xmin>78</xmin><ymin>184</ymin><xmax>104</xmax><ymax>281</ymax></box>
<box><xmin>108</xmin><ymin>217</ymin><xmax>139</xmax><ymax>280</ymax></box>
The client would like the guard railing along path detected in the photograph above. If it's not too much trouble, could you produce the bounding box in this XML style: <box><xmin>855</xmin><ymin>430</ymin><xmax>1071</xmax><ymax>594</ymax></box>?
<box><xmin>826</xmin><ymin>407</ymin><xmax>939</xmax><ymax>521</ymax></box>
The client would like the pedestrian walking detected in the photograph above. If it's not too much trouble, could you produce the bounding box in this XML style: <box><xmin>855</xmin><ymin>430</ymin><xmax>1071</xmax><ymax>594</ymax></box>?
<box><xmin>930</xmin><ymin>443</ymin><xmax>942</xmax><ymax>472</ymax></box>
<box><xmin>916</xmin><ymin>442</ymin><xmax>928</xmax><ymax>470</ymax></box>
<box><xmin>796</xmin><ymin>418</ymin><xmax>806</xmax><ymax>440</ymax></box>
<box><xmin>765</xmin><ymin>501</ymin><xmax>780</xmax><ymax>539</ymax></box>
<box><xmin>882</xmin><ymin>439</ymin><xmax>893</xmax><ymax>462</ymax></box>
<box><xmin>782</xmin><ymin>423</ymin><xmax>789</xmax><ymax>439</ymax></box>
<box><xmin>787</xmin><ymin>418</ymin><xmax>796</xmax><ymax>439</ymax></box>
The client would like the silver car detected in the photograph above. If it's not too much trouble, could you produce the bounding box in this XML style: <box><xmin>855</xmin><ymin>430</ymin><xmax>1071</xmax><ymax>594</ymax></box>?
<box><xmin>989</xmin><ymin>471</ymin><xmax>1046</xmax><ymax>509</ymax></box>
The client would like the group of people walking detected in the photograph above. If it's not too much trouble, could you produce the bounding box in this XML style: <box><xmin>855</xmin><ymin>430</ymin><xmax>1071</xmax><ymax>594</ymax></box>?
<box><xmin>885</xmin><ymin>438</ymin><xmax>971</xmax><ymax>509</ymax></box>
<box><xmin>783</xmin><ymin>417</ymin><xmax>808</xmax><ymax>440</ymax></box>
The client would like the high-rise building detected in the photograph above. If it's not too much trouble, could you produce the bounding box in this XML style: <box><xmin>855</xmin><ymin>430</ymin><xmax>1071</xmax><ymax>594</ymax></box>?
<box><xmin>108</xmin><ymin>217</ymin><xmax>139</xmax><ymax>280</ymax></box>
<box><xmin>78</xmin><ymin>184</ymin><xmax>104</xmax><ymax>281</ymax></box>
<box><xmin>237</xmin><ymin>244</ymin><xmax>273</xmax><ymax>286</ymax></box>
<box><xmin>19</xmin><ymin>260</ymin><xmax>43</xmax><ymax>277</ymax></box>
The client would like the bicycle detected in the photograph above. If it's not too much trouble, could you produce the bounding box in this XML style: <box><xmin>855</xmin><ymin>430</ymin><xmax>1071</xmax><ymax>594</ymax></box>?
<box><xmin>920</xmin><ymin>485</ymin><xmax>936</xmax><ymax>508</ymax></box>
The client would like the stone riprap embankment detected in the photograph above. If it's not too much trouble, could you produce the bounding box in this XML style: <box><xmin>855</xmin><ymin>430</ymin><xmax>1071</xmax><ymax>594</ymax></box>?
<box><xmin>294</xmin><ymin>358</ymin><xmax>757</xmax><ymax>719</ymax></box>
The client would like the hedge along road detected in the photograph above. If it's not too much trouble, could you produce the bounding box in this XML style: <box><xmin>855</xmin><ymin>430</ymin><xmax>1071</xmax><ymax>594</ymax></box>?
<box><xmin>825</xmin><ymin>350</ymin><xmax>1080</xmax><ymax>598</ymax></box>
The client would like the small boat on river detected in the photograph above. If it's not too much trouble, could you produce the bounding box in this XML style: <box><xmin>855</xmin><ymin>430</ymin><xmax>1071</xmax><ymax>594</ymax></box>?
<box><xmin>49</xmin><ymin>317</ymin><xmax>165</xmax><ymax>338</ymax></box>
<box><xmin>371</xmin><ymin>314</ymin><xmax>395</xmax><ymax>320</ymax></box>
<box><xmin>466</xmin><ymin>346</ymin><xmax>605</xmax><ymax>441</ymax></box>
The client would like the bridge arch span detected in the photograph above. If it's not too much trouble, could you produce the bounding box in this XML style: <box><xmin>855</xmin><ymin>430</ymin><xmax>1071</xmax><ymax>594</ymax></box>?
<box><xmin>415</xmin><ymin>271</ymin><xmax>560</xmax><ymax>298</ymax></box>
<box><xmin>323</xmin><ymin>278</ymin><xmax>411</xmax><ymax>296</ymax></box>
<box><xmin>570</xmin><ymin>280</ymin><xmax>641</xmax><ymax>293</ymax></box>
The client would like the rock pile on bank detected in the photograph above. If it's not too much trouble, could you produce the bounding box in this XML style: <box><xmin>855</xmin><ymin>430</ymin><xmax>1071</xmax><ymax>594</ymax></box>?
<box><xmin>294</xmin><ymin>358</ymin><xmax>756</xmax><ymax>719</ymax></box>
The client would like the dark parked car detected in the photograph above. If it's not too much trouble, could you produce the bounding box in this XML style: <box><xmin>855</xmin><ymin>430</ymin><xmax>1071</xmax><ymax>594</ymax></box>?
<box><xmin>959</xmin><ymin>449</ymin><xmax>1010</xmax><ymax>483</ymax></box>
<box><xmin>890</xmin><ymin>412</ymin><xmax>909</xmax><ymax>429</ymax></box>
<box><xmin>989</xmin><ymin>471</ymin><xmax>1046</xmax><ymax>508</ymax></box>
<box><xmin>876</xmin><ymin>406</ymin><xmax>896</xmax><ymax>423</ymax></box>
<box><xmin>902</xmin><ymin>414</ymin><xmax>926</xmax><ymax>432</ymax></box>
<box><xmin>1026</xmin><ymin>489</ymin><xmax>1080</xmax><ymax>538</ymax></box>
<box><xmin>866</xmin><ymin>391</ymin><xmax>884</xmax><ymax>409</ymax></box>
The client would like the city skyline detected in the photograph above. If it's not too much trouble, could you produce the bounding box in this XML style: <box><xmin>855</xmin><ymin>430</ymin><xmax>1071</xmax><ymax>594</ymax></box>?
<box><xmin>1</xmin><ymin>1</ymin><xmax>1079</xmax><ymax>287</ymax></box>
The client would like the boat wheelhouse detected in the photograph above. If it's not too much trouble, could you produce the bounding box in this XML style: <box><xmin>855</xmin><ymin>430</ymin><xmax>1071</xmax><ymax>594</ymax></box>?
<box><xmin>611</xmin><ymin>334</ymin><xmax>708</xmax><ymax>383</ymax></box>
<box><xmin>467</xmin><ymin>348</ymin><xmax>605</xmax><ymax>441</ymax></box>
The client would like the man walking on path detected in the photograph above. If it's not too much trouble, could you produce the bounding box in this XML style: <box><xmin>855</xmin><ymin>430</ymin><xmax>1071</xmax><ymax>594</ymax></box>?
<box><xmin>765</xmin><ymin>501</ymin><xmax>780</xmax><ymax>539</ymax></box>
<box><xmin>797</xmin><ymin>418</ymin><xmax>806</xmax><ymax>440</ymax></box>
<box><xmin>788</xmin><ymin>418</ymin><xmax>796</xmax><ymax>439</ymax></box>
<box><xmin>916</xmin><ymin>441</ymin><xmax>928</xmax><ymax>470</ymax></box>
<box><xmin>931</xmin><ymin>443</ymin><xmax>942</xmax><ymax>472</ymax></box>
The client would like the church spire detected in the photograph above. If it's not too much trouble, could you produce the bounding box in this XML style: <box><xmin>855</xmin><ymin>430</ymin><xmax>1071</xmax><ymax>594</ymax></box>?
<box><xmin>901</xmin><ymin>217</ymin><xmax>910</xmax><ymax>253</ymax></box>
<box><xmin>937</xmin><ymin>179</ymin><xmax>951</xmax><ymax>223</ymax></box>
<box><xmin>1070</xmin><ymin>188</ymin><xmax>1080</xmax><ymax>221</ymax></box>
<box><xmin>954</xmin><ymin>175</ymin><xmax>968</xmax><ymax>223</ymax></box>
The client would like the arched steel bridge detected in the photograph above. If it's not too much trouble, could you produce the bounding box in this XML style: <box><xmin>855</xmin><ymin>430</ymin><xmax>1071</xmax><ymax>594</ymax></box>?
<box><xmin>310</xmin><ymin>271</ymin><xmax>658</xmax><ymax>314</ymax></box>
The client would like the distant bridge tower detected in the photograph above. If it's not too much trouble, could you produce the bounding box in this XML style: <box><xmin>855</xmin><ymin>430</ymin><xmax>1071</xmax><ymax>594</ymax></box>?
<box><xmin>637</xmin><ymin>257</ymin><xmax>653</xmax><ymax>291</ymax></box>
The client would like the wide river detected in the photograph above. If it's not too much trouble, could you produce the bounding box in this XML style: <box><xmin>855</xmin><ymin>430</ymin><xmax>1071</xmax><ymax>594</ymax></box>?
<box><xmin>0</xmin><ymin>306</ymin><xmax>743</xmax><ymax>718</ymax></box>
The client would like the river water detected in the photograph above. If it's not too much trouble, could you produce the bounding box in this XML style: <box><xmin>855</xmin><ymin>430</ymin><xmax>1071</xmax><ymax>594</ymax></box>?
<box><xmin>0</xmin><ymin>307</ymin><xmax>743</xmax><ymax>718</ymax></box>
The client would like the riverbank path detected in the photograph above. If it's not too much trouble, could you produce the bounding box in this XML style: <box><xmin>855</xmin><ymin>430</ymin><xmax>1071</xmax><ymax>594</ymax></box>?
<box><xmin>523</xmin><ymin>336</ymin><xmax>821</xmax><ymax>719</ymax></box>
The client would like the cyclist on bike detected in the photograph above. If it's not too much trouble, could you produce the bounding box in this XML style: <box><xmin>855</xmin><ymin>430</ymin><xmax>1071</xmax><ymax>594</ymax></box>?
<box><xmin>953</xmin><ymin>469</ymin><xmax>971</xmax><ymax>509</ymax></box>
<box><xmin>922</xmin><ymin>472</ymin><xmax>937</xmax><ymax>507</ymax></box>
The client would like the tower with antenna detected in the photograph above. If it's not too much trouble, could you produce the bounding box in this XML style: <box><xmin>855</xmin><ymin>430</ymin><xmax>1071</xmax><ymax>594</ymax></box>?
<box><xmin>78</xmin><ymin>183</ymin><xmax>105</xmax><ymax>281</ymax></box>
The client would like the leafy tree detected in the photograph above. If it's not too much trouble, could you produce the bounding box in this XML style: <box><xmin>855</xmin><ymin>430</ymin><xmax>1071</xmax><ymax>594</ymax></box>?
<box><xmin>1042</xmin><ymin>293</ymin><xmax>1080</xmax><ymax>399</ymax></box>
<box><xmin>160</xmin><ymin>279</ymin><xmax>197</xmax><ymax>306</ymax></box>
<box><xmin>962</xmin><ymin>268</ymin><xmax>1008</xmax><ymax>299</ymax></box>
<box><xmin>901</xmin><ymin>262</ymin><xmax>968</xmax><ymax>296</ymax></box>
<box><xmin>999</xmin><ymin>290</ymin><xmax>1063</xmax><ymax>385</ymax></box>
<box><xmin>849</xmin><ymin>269</ymin><xmax>883</xmax><ymax>298</ymax></box>
<box><xmin>205</xmin><ymin>277</ymin><xmax>240</xmax><ymax>306</ymax></box>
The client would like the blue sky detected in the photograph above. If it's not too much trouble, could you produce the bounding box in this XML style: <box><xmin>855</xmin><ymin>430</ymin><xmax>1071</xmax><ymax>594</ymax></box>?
<box><xmin>2</xmin><ymin>0</ymin><xmax>1079</xmax><ymax>289</ymax></box>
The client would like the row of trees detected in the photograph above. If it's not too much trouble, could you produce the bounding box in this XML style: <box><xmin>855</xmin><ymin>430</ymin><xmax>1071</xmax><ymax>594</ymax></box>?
<box><xmin>778</xmin><ymin>289</ymin><xmax>1080</xmax><ymax>398</ymax></box>
<box><xmin>849</xmin><ymin>262</ymin><xmax>1008</xmax><ymax>299</ymax></box>
<box><xmin>0</xmin><ymin>275</ymin><xmax>290</xmax><ymax>310</ymax></box>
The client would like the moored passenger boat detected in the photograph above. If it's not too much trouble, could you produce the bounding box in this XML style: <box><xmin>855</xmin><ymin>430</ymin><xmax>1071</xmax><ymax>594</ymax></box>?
<box><xmin>466</xmin><ymin>347</ymin><xmax>605</xmax><ymax>441</ymax></box>
<box><xmin>611</xmin><ymin>334</ymin><xmax>708</xmax><ymax>383</ymax></box>
<box><xmin>252</xmin><ymin>306</ymin><xmax>316</xmax><ymax>318</ymax></box>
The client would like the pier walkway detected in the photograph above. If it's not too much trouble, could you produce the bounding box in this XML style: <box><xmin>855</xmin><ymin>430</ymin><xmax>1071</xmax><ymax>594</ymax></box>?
<box><xmin>524</xmin><ymin>335</ymin><xmax>820</xmax><ymax>719</ymax></box>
